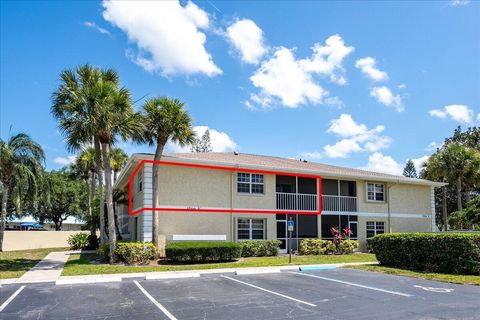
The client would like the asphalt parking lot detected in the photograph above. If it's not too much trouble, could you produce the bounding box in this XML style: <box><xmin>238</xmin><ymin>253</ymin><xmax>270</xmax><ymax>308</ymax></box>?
<box><xmin>1</xmin><ymin>268</ymin><xmax>479</xmax><ymax>320</ymax></box>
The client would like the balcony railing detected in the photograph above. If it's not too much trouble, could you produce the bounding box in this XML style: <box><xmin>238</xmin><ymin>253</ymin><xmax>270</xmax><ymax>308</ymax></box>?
<box><xmin>322</xmin><ymin>195</ymin><xmax>357</xmax><ymax>212</ymax></box>
<box><xmin>276</xmin><ymin>192</ymin><xmax>318</xmax><ymax>211</ymax></box>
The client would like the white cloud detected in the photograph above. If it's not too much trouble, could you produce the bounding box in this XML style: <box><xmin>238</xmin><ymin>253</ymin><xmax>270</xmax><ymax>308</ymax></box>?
<box><xmin>370</xmin><ymin>86</ymin><xmax>404</xmax><ymax>112</ymax></box>
<box><xmin>83</xmin><ymin>21</ymin><xmax>111</xmax><ymax>36</ymax></box>
<box><xmin>167</xmin><ymin>126</ymin><xmax>237</xmax><ymax>153</ymax></box>
<box><xmin>425</xmin><ymin>141</ymin><xmax>442</xmax><ymax>152</ymax></box>
<box><xmin>355</xmin><ymin>57</ymin><xmax>388</xmax><ymax>82</ymax></box>
<box><xmin>321</xmin><ymin>114</ymin><xmax>392</xmax><ymax>158</ymax></box>
<box><xmin>226</xmin><ymin>19</ymin><xmax>266</xmax><ymax>64</ymax></box>
<box><xmin>429</xmin><ymin>104</ymin><xmax>474</xmax><ymax>124</ymax></box>
<box><xmin>477</xmin><ymin>113</ymin><xmax>480</xmax><ymax>123</ymax></box>
<box><xmin>54</xmin><ymin>156</ymin><xmax>76</xmax><ymax>166</ymax></box>
<box><xmin>362</xmin><ymin>152</ymin><xmax>403</xmax><ymax>175</ymax></box>
<box><xmin>398</xmin><ymin>83</ymin><xmax>407</xmax><ymax>89</ymax></box>
<box><xmin>299</xmin><ymin>151</ymin><xmax>323</xmax><ymax>160</ymax></box>
<box><xmin>327</xmin><ymin>114</ymin><xmax>368</xmax><ymax>137</ymax></box>
<box><xmin>299</xmin><ymin>34</ymin><xmax>354</xmax><ymax>85</ymax></box>
<box><xmin>247</xmin><ymin>34</ymin><xmax>354</xmax><ymax>109</ymax></box>
<box><xmin>249</xmin><ymin>47</ymin><xmax>327</xmax><ymax>108</ymax></box>
<box><xmin>324</xmin><ymin>139</ymin><xmax>362</xmax><ymax>158</ymax></box>
<box><xmin>411</xmin><ymin>155</ymin><xmax>429</xmax><ymax>173</ymax></box>
<box><xmin>103</xmin><ymin>0</ymin><xmax>221</xmax><ymax>77</ymax></box>
<box><xmin>451</xmin><ymin>0</ymin><xmax>470</xmax><ymax>6</ymax></box>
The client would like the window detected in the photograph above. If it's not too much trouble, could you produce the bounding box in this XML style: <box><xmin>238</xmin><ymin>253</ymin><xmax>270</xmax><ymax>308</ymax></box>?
<box><xmin>137</xmin><ymin>171</ymin><xmax>143</xmax><ymax>192</ymax></box>
<box><xmin>237</xmin><ymin>173</ymin><xmax>264</xmax><ymax>194</ymax></box>
<box><xmin>367</xmin><ymin>182</ymin><xmax>385</xmax><ymax>201</ymax></box>
<box><xmin>366</xmin><ymin>221</ymin><xmax>385</xmax><ymax>238</ymax></box>
<box><xmin>237</xmin><ymin>218</ymin><xmax>265</xmax><ymax>240</ymax></box>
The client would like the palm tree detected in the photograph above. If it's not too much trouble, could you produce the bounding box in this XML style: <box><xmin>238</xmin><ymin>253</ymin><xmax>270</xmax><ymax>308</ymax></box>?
<box><xmin>96</xmin><ymin>82</ymin><xmax>143</xmax><ymax>262</ymax></box>
<box><xmin>110</xmin><ymin>147</ymin><xmax>128</xmax><ymax>183</ymax></box>
<box><xmin>0</xmin><ymin>133</ymin><xmax>45</xmax><ymax>251</ymax></box>
<box><xmin>72</xmin><ymin>147</ymin><xmax>96</xmax><ymax>217</ymax></box>
<box><xmin>439</xmin><ymin>143</ymin><xmax>480</xmax><ymax>211</ymax></box>
<box><xmin>424</xmin><ymin>153</ymin><xmax>449</xmax><ymax>230</ymax></box>
<box><xmin>141</xmin><ymin>97</ymin><xmax>195</xmax><ymax>249</ymax></box>
<box><xmin>52</xmin><ymin>64</ymin><xmax>118</xmax><ymax>245</ymax></box>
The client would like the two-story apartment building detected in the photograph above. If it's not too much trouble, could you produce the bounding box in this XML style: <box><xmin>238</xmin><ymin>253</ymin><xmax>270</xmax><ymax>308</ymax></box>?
<box><xmin>113</xmin><ymin>152</ymin><xmax>444</xmax><ymax>254</ymax></box>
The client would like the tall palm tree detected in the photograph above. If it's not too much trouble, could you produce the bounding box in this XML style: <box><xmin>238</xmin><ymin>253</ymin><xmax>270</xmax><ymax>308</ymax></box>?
<box><xmin>52</xmin><ymin>64</ymin><xmax>118</xmax><ymax>245</ymax></box>
<box><xmin>96</xmin><ymin>82</ymin><xmax>143</xmax><ymax>262</ymax></box>
<box><xmin>0</xmin><ymin>133</ymin><xmax>45</xmax><ymax>251</ymax></box>
<box><xmin>141</xmin><ymin>97</ymin><xmax>195</xmax><ymax>249</ymax></box>
<box><xmin>110</xmin><ymin>147</ymin><xmax>128</xmax><ymax>183</ymax></box>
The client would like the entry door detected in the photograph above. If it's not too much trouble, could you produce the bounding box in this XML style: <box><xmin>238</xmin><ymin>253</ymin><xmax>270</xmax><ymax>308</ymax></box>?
<box><xmin>276</xmin><ymin>219</ymin><xmax>287</xmax><ymax>253</ymax></box>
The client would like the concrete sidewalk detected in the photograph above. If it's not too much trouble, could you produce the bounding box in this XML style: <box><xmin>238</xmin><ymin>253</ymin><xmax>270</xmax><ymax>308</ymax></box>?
<box><xmin>16</xmin><ymin>251</ymin><xmax>76</xmax><ymax>284</ymax></box>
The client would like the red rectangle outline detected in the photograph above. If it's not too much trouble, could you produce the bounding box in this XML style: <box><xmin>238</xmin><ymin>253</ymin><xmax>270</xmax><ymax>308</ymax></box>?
<box><xmin>128</xmin><ymin>159</ymin><xmax>323</xmax><ymax>216</ymax></box>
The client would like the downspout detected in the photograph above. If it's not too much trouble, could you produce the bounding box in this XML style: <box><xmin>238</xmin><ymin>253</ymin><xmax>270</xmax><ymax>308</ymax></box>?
<box><xmin>387</xmin><ymin>183</ymin><xmax>396</xmax><ymax>233</ymax></box>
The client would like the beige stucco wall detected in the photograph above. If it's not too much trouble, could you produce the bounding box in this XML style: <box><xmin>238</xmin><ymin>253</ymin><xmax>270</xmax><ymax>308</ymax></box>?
<box><xmin>156</xmin><ymin>165</ymin><xmax>275</xmax><ymax>210</ymax></box>
<box><xmin>357</xmin><ymin>181</ymin><xmax>431</xmax><ymax>214</ymax></box>
<box><xmin>2</xmin><ymin>231</ymin><xmax>88</xmax><ymax>251</ymax></box>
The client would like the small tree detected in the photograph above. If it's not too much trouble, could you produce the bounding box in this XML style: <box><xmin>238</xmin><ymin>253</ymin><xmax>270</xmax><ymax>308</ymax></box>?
<box><xmin>330</xmin><ymin>226</ymin><xmax>352</xmax><ymax>251</ymax></box>
<box><xmin>36</xmin><ymin>169</ymin><xmax>86</xmax><ymax>230</ymax></box>
<box><xmin>403</xmin><ymin>160</ymin><xmax>417</xmax><ymax>178</ymax></box>
<box><xmin>191</xmin><ymin>129</ymin><xmax>212</xmax><ymax>153</ymax></box>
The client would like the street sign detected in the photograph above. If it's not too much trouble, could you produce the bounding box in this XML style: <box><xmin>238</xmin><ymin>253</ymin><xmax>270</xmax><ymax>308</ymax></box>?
<box><xmin>287</xmin><ymin>220</ymin><xmax>294</xmax><ymax>232</ymax></box>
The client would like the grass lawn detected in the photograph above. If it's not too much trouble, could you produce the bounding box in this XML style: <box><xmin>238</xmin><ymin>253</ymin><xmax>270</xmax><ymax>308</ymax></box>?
<box><xmin>349</xmin><ymin>265</ymin><xmax>480</xmax><ymax>286</ymax></box>
<box><xmin>62</xmin><ymin>253</ymin><xmax>377</xmax><ymax>276</ymax></box>
<box><xmin>0</xmin><ymin>247</ymin><xmax>69</xmax><ymax>279</ymax></box>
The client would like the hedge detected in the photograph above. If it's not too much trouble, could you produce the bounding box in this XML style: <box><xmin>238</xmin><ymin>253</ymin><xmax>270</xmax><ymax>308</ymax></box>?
<box><xmin>165</xmin><ymin>241</ymin><xmax>242</xmax><ymax>262</ymax></box>
<box><xmin>240</xmin><ymin>240</ymin><xmax>281</xmax><ymax>257</ymax></box>
<box><xmin>299</xmin><ymin>239</ymin><xmax>358</xmax><ymax>255</ymax></box>
<box><xmin>368</xmin><ymin>233</ymin><xmax>480</xmax><ymax>275</ymax></box>
<box><xmin>97</xmin><ymin>241</ymin><xmax>156</xmax><ymax>265</ymax></box>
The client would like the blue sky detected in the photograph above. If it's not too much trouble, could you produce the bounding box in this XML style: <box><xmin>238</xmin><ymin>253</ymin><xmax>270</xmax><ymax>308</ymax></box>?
<box><xmin>1</xmin><ymin>0</ymin><xmax>479</xmax><ymax>175</ymax></box>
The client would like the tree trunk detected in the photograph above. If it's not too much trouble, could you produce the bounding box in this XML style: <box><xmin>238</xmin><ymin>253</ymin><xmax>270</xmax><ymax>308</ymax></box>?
<box><xmin>85</xmin><ymin>178</ymin><xmax>92</xmax><ymax>217</ymax></box>
<box><xmin>152</xmin><ymin>142</ymin><xmax>165</xmax><ymax>251</ymax></box>
<box><xmin>102</xmin><ymin>142</ymin><xmax>117</xmax><ymax>264</ymax></box>
<box><xmin>89</xmin><ymin>171</ymin><xmax>96</xmax><ymax>238</ymax></box>
<box><xmin>442</xmin><ymin>186</ymin><xmax>448</xmax><ymax>232</ymax></box>
<box><xmin>456</xmin><ymin>177</ymin><xmax>463</xmax><ymax>211</ymax></box>
<box><xmin>0</xmin><ymin>186</ymin><xmax>9</xmax><ymax>252</ymax></box>
<box><xmin>94</xmin><ymin>137</ymin><xmax>107</xmax><ymax>245</ymax></box>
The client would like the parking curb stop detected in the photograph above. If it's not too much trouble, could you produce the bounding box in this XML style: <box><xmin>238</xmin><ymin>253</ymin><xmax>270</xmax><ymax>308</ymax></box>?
<box><xmin>299</xmin><ymin>265</ymin><xmax>337</xmax><ymax>271</ymax></box>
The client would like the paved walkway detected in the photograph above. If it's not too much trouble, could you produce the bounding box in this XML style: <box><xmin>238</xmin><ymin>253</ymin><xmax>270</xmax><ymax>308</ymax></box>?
<box><xmin>16</xmin><ymin>251</ymin><xmax>73</xmax><ymax>284</ymax></box>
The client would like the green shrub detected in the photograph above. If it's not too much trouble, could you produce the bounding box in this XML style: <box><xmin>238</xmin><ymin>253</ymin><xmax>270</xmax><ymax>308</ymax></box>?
<box><xmin>67</xmin><ymin>233</ymin><xmax>90</xmax><ymax>250</ymax></box>
<box><xmin>299</xmin><ymin>239</ymin><xmax>333</xmax><ymax>255</ymax></box>
<box><xmin>166</xmin><ymin>241</ymin><xmax>241</xmax><ymax>262</ymax></box>
<box><xmin>240</xmin><ymin>240</ymin><xmax>281</xmax><ymax>257</ymax></box>
<box><xmin>96</xmin><ymin>243</ymin><xmax>110</xmax><ymax>259</ymax></box>
<box><xmin>96</xmin><ymin>242</ymin><xmax>156</xmax><ymax>265</ymax></box>
<box><xmin>338</xmin><ymin>240</ymin><xmax>358</xmax><ymax>254</ymax></box>
<box><xmin>368</xmin><ymin>233</ymin><xmax>480</xmax><ymax>275</ymax></box>
<box><xmin>114</xmin><ymin>242</ymin><xmax>156</xmax><ymax>265</ymax></box>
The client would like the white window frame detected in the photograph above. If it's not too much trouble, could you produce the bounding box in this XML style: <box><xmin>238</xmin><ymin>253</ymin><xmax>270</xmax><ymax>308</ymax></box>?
<box><xmin>366</xmin><ymin>221</ymin><xmax>385</xmax><ymax>238</ymax></box>
<box><xmin>366</xmin><ymin>182</ymin><xmax>385</xmax><ymax>202</ymax></box>
<box><xmin>237</xmin><ymin>173</ymin><xmax>264</xmax><ymax>194</ymax></box>
<box><xmin>237</xmin><ymin>218</ymin><xmax>265</xmax><ymax>240</ymax></box>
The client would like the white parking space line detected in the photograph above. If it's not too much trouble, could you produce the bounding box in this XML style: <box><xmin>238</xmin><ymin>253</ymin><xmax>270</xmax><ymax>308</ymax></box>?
<box><xmin>291</xmin><ymin>272</ymin><xmax>413</xmax><ymax>297</ymax></box>
<box><xmin>133</xmin><ymin>280</ymin><xmax>178</xmax><ymax>320</ymax></box>
<box><xmin>0</xmin><ymin>285</ymin><xmax>26</xmax><ymax>312</ymax></box>
<box><xmin>221</xmin><ymin>275</ymin><xmax>317</xmax><ymax>307</ymax></box>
